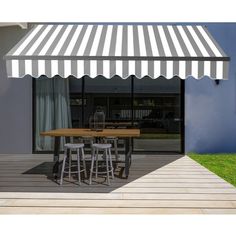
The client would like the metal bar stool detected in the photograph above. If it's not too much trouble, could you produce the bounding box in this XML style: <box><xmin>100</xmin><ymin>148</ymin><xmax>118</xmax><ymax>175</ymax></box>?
<box><xmin>89</xmin><ymin>143</ymin><xmax>114</xmax><ymax>185</ymax></box>
<box><xmin>103</xmin><ymin>136</ymin><xmax>120</xmax><ymax>161</ymax></box>
<box><xmin>60</xmin><ymin>143</ymin><xmax>87</xmax><ymax>186</ymax></box>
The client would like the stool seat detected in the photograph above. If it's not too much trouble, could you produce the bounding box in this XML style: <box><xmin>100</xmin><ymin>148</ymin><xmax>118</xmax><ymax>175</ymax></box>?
<box><xmin>92</xmin><ymin>143</ymin><xmax>112</xmax><ymax>149</ymax></box>
<box><xmin>64</xmin><ymin>143</ymin><xmax>84</xmax><ymax>149</ymax></box>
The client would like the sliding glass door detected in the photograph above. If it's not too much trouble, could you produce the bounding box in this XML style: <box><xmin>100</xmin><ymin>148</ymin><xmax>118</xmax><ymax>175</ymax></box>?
<box><xmin>34</xmin><ymin>75</ymin><xmax>183</xmax><ymax>152</ymax></box>
<box><xmin>68</xmin><ymin>76</ymin><xmax>182</xmax><ymax>152</ymax></box>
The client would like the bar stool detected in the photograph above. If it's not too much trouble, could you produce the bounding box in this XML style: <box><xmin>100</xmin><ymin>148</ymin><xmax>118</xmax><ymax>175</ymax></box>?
<box><xmin>60</xmin><ymin>143</ymin><xmax>87</xmax><ymax>186</ymax></box>
<box><xmin>89</xmin><ymin>143</ymin><xmax>114</xmax><ymax>185</ymax></box>
<box><xmin>103</xmin><ymin>136</ymin><xmax>120</xmax><ymax>161</ymax></box>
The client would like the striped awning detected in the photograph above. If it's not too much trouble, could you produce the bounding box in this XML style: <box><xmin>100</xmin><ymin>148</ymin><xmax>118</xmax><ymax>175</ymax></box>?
<box><xmin>5</xmin><ymin>24</ymin><xmax>229</xmax><ymax>79</ymax></box>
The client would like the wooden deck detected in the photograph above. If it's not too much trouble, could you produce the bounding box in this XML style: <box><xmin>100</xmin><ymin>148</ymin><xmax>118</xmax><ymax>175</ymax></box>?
<box><xmin>0</xmin><ymin>153</ymin><xmax>236</xmax><ymax>214</ymax></box>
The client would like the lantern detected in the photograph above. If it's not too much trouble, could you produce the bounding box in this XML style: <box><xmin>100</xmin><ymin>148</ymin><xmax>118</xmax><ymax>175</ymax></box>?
<box><xmin>93</xmin><ymin>106</ymin><xmax>105</xmax><ymax>131</ymax></box>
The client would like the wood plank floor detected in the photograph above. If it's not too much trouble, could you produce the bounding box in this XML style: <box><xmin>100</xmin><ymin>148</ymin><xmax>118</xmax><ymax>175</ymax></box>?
<box><xmin>0</xmin><ymin>153</ymin><xmax>236</xmax><ymax>214</ymax></box>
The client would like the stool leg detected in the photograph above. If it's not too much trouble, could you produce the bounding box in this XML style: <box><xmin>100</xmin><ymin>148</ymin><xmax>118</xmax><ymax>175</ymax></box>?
<box><xmin>95</xmin><ymin>148</ymin><xmax>99</xmax><ymax>179</ymax></box>
<box><xmin>89</xmin><ymin>148</ymin><xmax>95</xmax><ymax>185</ymax></box>
<box><xmin>108</xmin><ymin>148</ymin><xmax>114</xmax><ymax>179</ymax></box>
<box><xmin>68</xmin><ymin>149</ymin><xmax>72</xmax><ymax>180</ymax></box>
<box><xmin>77</xmin><ymin>149</ymin><xmax>81</xmax><ymax>185</ymax></box>
<box><xmin>101</xmin><ymin>145</ymin><xmax>106</xmax><ymax>160</ymax></box>
<box><xmin>105</xmin><ymin>149</ymin><xmax>110</xmax><ymax>185</ymax></box>
<box><xmin>81</xmin><ymin>147</ymin><xmax>87</xmax><ymax>179</ymax></box>
<box><xmin>60</xmin><ymin>152</ymin><xmax>67</xmax><ymax>185</ymax></box>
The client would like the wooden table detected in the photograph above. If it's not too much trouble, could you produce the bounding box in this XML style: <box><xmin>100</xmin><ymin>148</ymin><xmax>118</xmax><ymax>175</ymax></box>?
<box><xmin>41</xmin><ymin>128</ymin><xmax>140</xmax><ymax>178</ymax></box>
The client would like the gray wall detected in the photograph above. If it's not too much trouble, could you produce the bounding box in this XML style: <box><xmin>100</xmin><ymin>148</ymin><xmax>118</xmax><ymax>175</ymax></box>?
<box><xmin>0</xmin><ymin>26</ymin><xmax>32</xmax><ymax>153</ymax></box>
<box><xmin>185</xmin><ymin>24</ymin><xmax>236</xmax><ymax>153</ymax></box>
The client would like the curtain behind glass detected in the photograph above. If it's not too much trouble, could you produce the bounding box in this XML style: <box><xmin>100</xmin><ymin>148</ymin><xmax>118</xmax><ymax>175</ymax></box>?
<box><xmin>35</xmin><ymin>76</ymin><xmax>71</xmax><ymax>151</ymax></box>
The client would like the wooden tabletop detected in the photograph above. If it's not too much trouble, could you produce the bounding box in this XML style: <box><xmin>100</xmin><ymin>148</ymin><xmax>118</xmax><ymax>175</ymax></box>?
<box><xmin>41</xmin><ymin>128</ymin><xmax>140</xmax><ymax>137</ymax></box>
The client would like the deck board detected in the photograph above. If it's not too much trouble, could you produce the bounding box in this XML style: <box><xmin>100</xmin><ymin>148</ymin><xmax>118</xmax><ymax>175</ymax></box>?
<box><xmin>0</xmin><ymin>154</ymin><xmax>236</xmax><ymax>214</ymax></box>
<box><xmin>0</xmin><ymin>207</ymin><xmax>204</xmax><ymax>214</ymax></box>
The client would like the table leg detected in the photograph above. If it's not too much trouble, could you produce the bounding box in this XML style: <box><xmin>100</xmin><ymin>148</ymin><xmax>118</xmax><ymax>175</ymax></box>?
<box><xmin>52</xmin><ymin>136</ymin><xmax>61</xmax><ymax>179</ymax></box>
<box><xmin>53</xmin><ymin>136</ymin><xmax>61</xmax><ymax>162</ymax></box>
<box><xmin>124</xmin><ymin>137</ymin><xmax>132</xmax><ymax>178</ymax></box>
<box><xmin>65</xmin><ymin>136</ymin><xmax>71</xmax><ymax>156</ymax></box>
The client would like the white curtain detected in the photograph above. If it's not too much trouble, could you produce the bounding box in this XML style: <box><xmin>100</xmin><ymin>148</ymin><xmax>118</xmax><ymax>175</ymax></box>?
<box><xmin>35</xmin><ymin>76</ymin><xmax>72</xmax><ymax>151</ymax></box>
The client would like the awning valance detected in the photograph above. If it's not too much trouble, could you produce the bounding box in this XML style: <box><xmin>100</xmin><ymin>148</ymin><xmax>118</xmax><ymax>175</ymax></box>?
<box><xmin>5</xmin><ymin>24</ymin><xmax>229</xmax><ymax>79</ymax></box>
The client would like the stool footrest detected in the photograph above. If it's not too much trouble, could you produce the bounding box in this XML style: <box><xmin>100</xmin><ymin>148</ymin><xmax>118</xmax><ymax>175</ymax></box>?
<box><xmin>63</xmin><ymin>169</ymin><xmax>86</xmax><ymax>174</ymax></box>
<box><xmin>90</xmin><ymin>168</ymin><xmax>113</xmax><ymax>175</ymax></box>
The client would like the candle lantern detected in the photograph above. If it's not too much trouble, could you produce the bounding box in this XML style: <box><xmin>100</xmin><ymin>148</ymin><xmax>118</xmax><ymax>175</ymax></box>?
<box><xmin>93</xmin><ymin>106</ymin><xmax>105</xmax><ymax>131</ymax></box>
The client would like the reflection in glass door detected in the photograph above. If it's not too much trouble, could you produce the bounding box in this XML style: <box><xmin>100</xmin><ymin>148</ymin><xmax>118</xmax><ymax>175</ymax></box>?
<box><xmin>68</xmin><ymin>75</ymin><xmax>182</xmax><ymax>153</ymax></box>
<box><xmin>133</xmin><ymin>77</ymin><xmax>181</xmax><ymax>152</ymax></box>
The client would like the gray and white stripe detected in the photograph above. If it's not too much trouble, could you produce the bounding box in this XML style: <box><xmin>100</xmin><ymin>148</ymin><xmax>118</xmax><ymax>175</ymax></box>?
<box><xmin>5</xmin><ymin>24</ymin><xmax>229</xmax><ymax>79</ymax></box>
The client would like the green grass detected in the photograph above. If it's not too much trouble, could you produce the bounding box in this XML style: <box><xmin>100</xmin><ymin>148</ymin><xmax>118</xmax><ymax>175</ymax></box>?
<box><xmin>188</xmin><ymin>153</ymin><xmax>236</xmax><ymax>187</ymax></box>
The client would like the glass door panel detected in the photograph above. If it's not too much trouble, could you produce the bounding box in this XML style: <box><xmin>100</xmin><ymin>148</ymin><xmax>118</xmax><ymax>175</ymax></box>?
<box><xmin>133</xmin><ymin>77</ymin><xmax>181</xmax><ymax>152</ymax></box>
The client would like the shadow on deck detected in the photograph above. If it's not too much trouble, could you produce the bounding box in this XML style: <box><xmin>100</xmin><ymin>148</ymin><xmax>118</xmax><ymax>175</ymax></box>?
<box><xmin>0</xmin><ymin>154</ymin><xmax>183</xmax><ymax>193</ymax></box>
